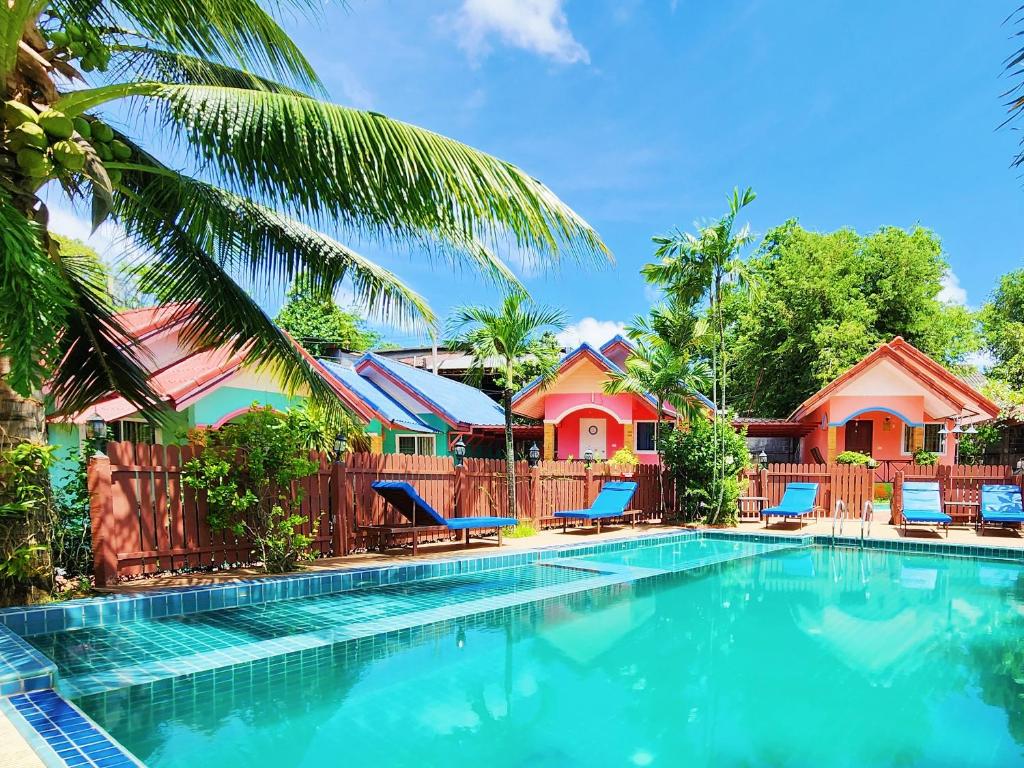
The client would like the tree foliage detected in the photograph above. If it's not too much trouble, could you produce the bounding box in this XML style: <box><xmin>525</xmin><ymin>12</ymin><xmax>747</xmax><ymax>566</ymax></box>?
<box><xmin>720</xmin><ymin>221</ymin><xmax>980</xmax><ymax>416</ymax></box>
<box><xmin>275</xmin><ymin>275</ymin><xmax>381</xmax><ymax>357</ymax></box>
<box><xmin>1</xmin><ymin>2</ymin><xmax>609</xmax><ymax>427</ymax></box>
<box><xmin>981</xmin><ymin>269</ymin><xmax>1024</xmax><ymax>391</ymax></box>
<box><xmin>447</xmin><ymin>293</ymin><xmax>566</xmax><ymax>515</ymax></box>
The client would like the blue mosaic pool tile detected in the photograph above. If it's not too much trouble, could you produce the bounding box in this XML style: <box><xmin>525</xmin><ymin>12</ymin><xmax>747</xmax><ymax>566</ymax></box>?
<box><xmin>2</xmin><ymin>689</ymin><xmax>141</xmax><ymax>767</ymax></box>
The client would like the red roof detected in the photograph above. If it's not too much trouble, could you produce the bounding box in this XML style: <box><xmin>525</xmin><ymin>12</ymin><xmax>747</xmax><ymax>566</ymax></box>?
<box><xmin>52</xmin><ymin>304</ymin><xmax>389</xmax><ymax>426</ymax></box>
<box><xmin>790</xmin><ymin>337</ymin><xmax>1000</xmax><ymax>422</ymax></box>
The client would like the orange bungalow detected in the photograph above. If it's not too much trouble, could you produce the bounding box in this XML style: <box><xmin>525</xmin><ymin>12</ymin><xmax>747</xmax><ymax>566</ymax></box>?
<box><xmin>511</xmin><ymin>336</ymin><xmax>714</xmax><ymax>463</ymax></box>
<box><xmin>781</xmin><ymin>337</ymin><xmax>999</xmax><ymax>474</ymax></box>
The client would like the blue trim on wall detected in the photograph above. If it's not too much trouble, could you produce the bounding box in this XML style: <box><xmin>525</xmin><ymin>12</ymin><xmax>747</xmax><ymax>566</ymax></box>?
<box><xmin>829</xmin><ymin>406</ymin><xmax>924</xmax><ymax>427</ymax></box>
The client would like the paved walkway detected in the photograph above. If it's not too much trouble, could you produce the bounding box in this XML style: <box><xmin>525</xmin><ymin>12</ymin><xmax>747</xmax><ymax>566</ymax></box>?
<box><xmin>101</xmin><ymin>518</ymin><xmax>1024</xmax><ymax>595</ymax></box>
<box><xmin>0</xmin><ymin>709</ymin><xmax>43</xmax><ymax>768</ymax></box>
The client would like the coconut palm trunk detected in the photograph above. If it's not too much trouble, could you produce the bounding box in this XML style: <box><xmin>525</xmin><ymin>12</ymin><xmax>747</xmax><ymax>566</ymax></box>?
<box><xmin>503</xmin><ymin>388</ymin><xmax>516</xmax><ymax>517</ymax></box>
<box><xmin>0</xmin><ymin>360</ymin><xmax>45</xmax><ymax>443</ymax></box>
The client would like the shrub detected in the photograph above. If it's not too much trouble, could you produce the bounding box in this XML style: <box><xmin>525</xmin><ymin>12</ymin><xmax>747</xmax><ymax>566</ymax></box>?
<box><xmin>835</xmin><ymin>451</ymin><xmax>876</xmax><ymax>467</ymax></box>
<box><xmin>50</xmin><ymin>442</ymin><xmax>96</xmax><ymax>580</ymax></box>
<box><xmin>0</xmin><ymin>442</ymin><xmax>55</xmax><ymax>605</ymax></box>
<box><xmin>609</xmin><ymin>447</ymin><xmax>640</xmax><ymax>468</ymax></box>
<box><xmin>505</xmin><ymin>521</ymin><xmax>537</xmax><ymax>538</ymax></box>
<box><xmin>183</xmin><ymin>406</ymin><xmax>320</xmax><ymax>573</ymax></box>
<box><xmin>660</xmin><ymin>413</ymin><xmax>749</xmax><ymax>526</ymax></box>
<box><xmin>912</xmin><ymin>448</ymin><xmax>940</xmax><ymax>466</ymax></box>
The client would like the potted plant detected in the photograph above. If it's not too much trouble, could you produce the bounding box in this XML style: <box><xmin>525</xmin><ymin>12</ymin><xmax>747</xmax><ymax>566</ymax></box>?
<box><xmin>610</xmin><ymin>447</ymin><xmax>640</xmax><ymax>478</ymax></box>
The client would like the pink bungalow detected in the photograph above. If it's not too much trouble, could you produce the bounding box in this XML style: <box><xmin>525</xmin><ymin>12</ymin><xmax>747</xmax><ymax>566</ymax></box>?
<box><xmin>787</xmin><ymin>337</ymin><xmax>999</xmax><ymax>472</ymax></box>
<box><xmin>511</xmin><ymin>336</ymin><xmax>715</xmax><ymax>464</ymax></box>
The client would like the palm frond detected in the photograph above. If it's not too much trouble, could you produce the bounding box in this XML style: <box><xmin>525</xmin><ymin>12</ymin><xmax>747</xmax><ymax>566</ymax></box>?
<box><xmin>1</xmin><ymin>0</ymin><xmax>47</xmax><ymax>82</ymax></box>
<box><xmin>112</xmin><ymin>154</ymin><xmax>433</xmax><ymax>329</ymax></box>
<box><xmin>114</xmin><ymin>192</ymin><xmax>347</xmax><ymax>417</ymax></box>
<box><xmin>110</xmin><ymin>45</ymin><xmax>307</xmax><ymax>95</ymax></box>
<box><xmin>59</xmin><ymin>83</ymin><xmax>610</xmax><ymax>271</ymax></box>
<box><xmin>46</xmin><ymin>243</ymin><xmax>161</xmax><ymax>417</ymax></box>
<box><xmin>0</xmin><ymin>194</ymin><xmax>70</xmax><ymax>397</ymax></box>
<box><xmin>50</xmin><ymin>0</ymin><xmax>322</xmax><ymax>91</ymax></box>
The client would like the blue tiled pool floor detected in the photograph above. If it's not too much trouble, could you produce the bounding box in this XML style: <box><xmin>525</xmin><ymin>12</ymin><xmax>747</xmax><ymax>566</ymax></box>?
<box><xmin>31</xmin><ymin>563</ymin><xmax>616</xmax><ymax>698</ymax></box>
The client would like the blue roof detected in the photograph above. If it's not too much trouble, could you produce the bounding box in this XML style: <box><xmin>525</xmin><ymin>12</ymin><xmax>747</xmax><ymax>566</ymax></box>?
<box><xmin>318</xmin><ymin>359</ymin><xmax>436</xmax><ymax>433</ymax></box>
<box><xmin>599</xmin><ymin>335</ymin><xmax>634</xmax><ymax>354</ymax></box>
<box><xmin>513</xmin><ymin>341</ymin><xmax>715</xmax><ymax>413</ymax></box>
<box><xmin>358</xmin><ymin>353</ymin><xmax>506</xmax><ymax>427</ymax></box>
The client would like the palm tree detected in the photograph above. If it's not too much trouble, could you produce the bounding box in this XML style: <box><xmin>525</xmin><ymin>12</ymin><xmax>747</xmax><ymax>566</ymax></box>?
<box><xmin>642</xmin><ymin>187</ymin><xmax>756</xmax><ymax>517</ymax></box>
<box><xmin>604</xmin><ymin>314</ymin><xmax>711</xmax><ymax>514</ymax></box>
<box><xmin>447</xmin><ymin>293</ymin><xmax>566</xmax><ymax>517</ymax></box>
<box><xmin>0</xmin><ymin>2</ymin><xmax>608</xmax><ymax>441</ymax></box>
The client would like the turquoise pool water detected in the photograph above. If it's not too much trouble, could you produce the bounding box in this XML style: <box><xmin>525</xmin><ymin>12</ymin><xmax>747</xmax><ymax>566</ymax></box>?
<box><xmin>49</xmin><ymin>543</ymin><xmax>1024</xmax><ymax>766</ymax></box>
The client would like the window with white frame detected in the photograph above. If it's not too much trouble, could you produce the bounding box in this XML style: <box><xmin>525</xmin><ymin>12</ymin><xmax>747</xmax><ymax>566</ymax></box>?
<box><xmin>635</xmin><ymin>421</ymin><xmax>657</xmax><ymax>452</ymax></box>
<box><xmin>397</xmin><ymin>434</ymin><xmax>435</xmax><ymax>456</ymax></box>
<box><xmin>902</xmin><ymin>423</ymin><xmax>946</xmax><ymax>454</ymax></box>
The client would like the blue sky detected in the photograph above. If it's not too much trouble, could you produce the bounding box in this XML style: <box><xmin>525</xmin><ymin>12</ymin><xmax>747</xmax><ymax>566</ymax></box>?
<box><xmin>51</xmin><ymin>1</ymin><xmax>1024</xmax><ymax>349</ymax></box>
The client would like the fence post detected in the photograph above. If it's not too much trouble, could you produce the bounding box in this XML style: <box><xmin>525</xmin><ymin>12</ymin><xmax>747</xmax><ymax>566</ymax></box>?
<box><xmin>530</xmin><ymin>464</ymin><xmax>542</xmax><ymax>524</ymax></box>
<box><xmin>331</xmin><ymin>460</ymin><xmax>348</xmax><ymax>557</ymax></box>
<box><xmin>88</xmin><ymin>455</ymin><xmax>117</xmax><ymax>587</ymax></box>
<box><xmin>584</xmin><ymin>464</ymin><xmax>595</xmax><ymax>507</ymax></box>
<box><xmin>758</xmin><ymin>467</ymin><xmax>769</xmax><ymax>505</ymax></box>
<box><xmin>892</xmin><ymin>470</ymin><xmax>904</xmax><ymax>526</ymax></box>
<box><xmin>453</xmin><ymin>464</ymin><xmax>465</xmax><ymax>518</ymax></box>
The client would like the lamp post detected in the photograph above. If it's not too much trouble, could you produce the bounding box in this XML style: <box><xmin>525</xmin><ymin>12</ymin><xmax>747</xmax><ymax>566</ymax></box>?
<box><xmin>452</xmin><ymin>436</ymin><xmax>467</xmax><ymax>467</ymax></box>
<box><xmin>583</xmin><ymin>448</ymin><xmax>594</xmax><ymax>468</ymax></box>
<box><xmin>85</xmin><ymin>411</ymin><xmax>107</xmax><ymax>457</ymax></box>
<box><xmin>333</xmin><ymin>432</ymin><xmax>348</xmax><ymax>463</ymax></box>
<box><xmin>758</xmin><ymin>450</ymin><xmax>768</xmax><ymax>469</ymax></box>
<box><xmin>527</xmin><ymin>442</ymin><xmax>540</xmax><ymax>467</ymax></box>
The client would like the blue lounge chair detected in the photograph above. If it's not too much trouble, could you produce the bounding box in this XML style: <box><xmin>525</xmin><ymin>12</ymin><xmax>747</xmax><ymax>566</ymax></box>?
<box><xmin>553</xmin><ymin>481</ymin><xmax>639</xmax><ymax>534</ymax></box>
<box><xmin>979</xmin><ymin>484</ymin><xmax>1024</xmax><ymax>535</ymax></box>
<box><xmin>899</xmin><ymin>482</ymin><xmax>951</xmax><ymax>537</ymax></box>
<box><xmin>370</xmin><ymin>480</ymin><xmax>517</xmax><ymax>554</ymax></box>
<box><xmin>763</xmin><ymin>482</ymin><xmax>818</xmax><ymax>528</ymax></box>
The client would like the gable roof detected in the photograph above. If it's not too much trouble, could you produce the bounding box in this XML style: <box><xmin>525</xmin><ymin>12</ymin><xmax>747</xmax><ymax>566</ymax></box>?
<box><xmin>317</xmin><ymin>360</ymin><xmax>435</xmax><ymax>433</ymax></box>
<box><xmin>790</xmin><ymin>337</ymin><xmax>1000</xmax><ymax>423</ymax></box>
<box><xmin>355</xmin><ymin>353</ymin><xmax>506</xmax><ymax>428</ymax></box>
<box><xmin>511</xmin><ymin>341</ymin><xmax>714</xmax><ymax>416</ymax></box>
<box><xmin>53</xmin><ymin>305</ymin><xmax>392</xmax><ymax>427</ymax></box>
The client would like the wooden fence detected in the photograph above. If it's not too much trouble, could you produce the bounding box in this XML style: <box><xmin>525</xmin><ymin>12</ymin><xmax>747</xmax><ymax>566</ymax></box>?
<box><xmin>891</xmin><ymin>464</ymin><xmax>1018</xmax><ymax>526</ymax></box>
<box><xmin>88</xmin><ymin>443</ymin><xmax>664</xmax><ymax>584</ymax></box>
<box><xmin>739</xmin><ymin>463</ymin><xmax>874</xmax><ymax>522</ymax></box>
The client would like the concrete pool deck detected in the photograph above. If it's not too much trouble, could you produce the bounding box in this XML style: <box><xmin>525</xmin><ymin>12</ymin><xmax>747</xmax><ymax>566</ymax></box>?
<box><xmin>96</xmin><ymin>518</ymin><xmax>1024</xmax><ymax>594</ymax></box>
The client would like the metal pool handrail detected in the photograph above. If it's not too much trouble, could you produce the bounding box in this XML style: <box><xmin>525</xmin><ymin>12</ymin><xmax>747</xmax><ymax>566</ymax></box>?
<box><xmin>833</xmin><ymin>499</ymin><xmax>847</xmax><ymax>539</ymax></box>
<box><xmin>860</xmin><ymin>500</ymin><xmax>874</xmax><ymax>543</ymax></box>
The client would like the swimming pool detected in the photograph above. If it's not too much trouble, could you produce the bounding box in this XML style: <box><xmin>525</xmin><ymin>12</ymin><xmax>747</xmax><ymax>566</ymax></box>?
<box><xmin>12</xmin><ymin>534</ymin><xmax>1024</xmax><ymax>767</ymax></box>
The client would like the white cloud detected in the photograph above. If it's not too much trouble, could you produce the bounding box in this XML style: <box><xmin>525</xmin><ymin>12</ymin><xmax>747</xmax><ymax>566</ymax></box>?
<box><xmin>938</xmin><ymin>269</ymin><xmax>968</xmax><ymax>306</ymax></box>
<box><xmin>445</xmin><ymin>0</ymin><xmax>590</xmax><ymax>64</ymax></box>
<box><xmin>963</xmin><ymin>349</ymin><xmax>996</xmax><ymax>371</ymax></box>
<box><xmin>557</xmin><ymin>317</ymin><xmax>625</xmax><ymax>349</ymax></box>
<box><xmin>44</xmin><ymin>199</ymin><xmax>131</xmax><ymax>265</ymax></box>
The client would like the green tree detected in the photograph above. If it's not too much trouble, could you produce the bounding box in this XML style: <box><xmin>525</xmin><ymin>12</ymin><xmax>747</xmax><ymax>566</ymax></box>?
<box><xmin>721</xmin><ymin>221</ymin><xmax>980</xmax><ymax>416</ymax></box>
<box><xmin>643</xmin><ymin>186</ymin><xmax>757</xmax><ymax>520</ymax></box>
<box><xmin>605</xmin><ymin>302</ymin><xmax>711</xmax><ymax>513</ymax></box>
<box><xmin>981</xmin><ymin>269</ymin><xmax>1024</xmax><ymax>390</ymax></box>
<box><xmin>447</xmin><ymin>293</ymin><xmax>567</xmax><ymax>516</ymax></box>
<box><xmin>275</xmin><ymin>276</ymin><xmax>381</xmax><ymax>356</ymax></box>
<box><xmin>0</xmin><ymin>2</ymin><xmax>608</xmax><ymax>444</ymax></box>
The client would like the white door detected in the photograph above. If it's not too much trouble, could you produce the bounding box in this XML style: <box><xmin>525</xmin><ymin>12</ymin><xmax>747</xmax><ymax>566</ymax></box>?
<box><xmin>579</xmin><ymin>418</ymin><xmax>607</xmax><ymax>460</ymax></box>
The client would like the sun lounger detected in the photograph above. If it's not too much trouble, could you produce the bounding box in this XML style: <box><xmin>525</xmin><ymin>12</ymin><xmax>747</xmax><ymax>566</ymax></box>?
<box><xmin>553</xmin><ymin>481</ymin><xmax>639</xmax><ymax>533</ymax></box>
<box><xmin>762</xmin><ymin>482</ymin><xmax>818</xmax><ymax>528</ymax></box>
<box><xmin>899</xmin><ymin>482</ymin><xmax>951</xmax><ymax>537</ymax></box>
<box><xmin>369</xmin><ymin>480</ymin><xmax>517</xmax><ymax>554</ymax></box>
<box><xmin>979</xmin><ymin>484</ymin><xmax>1024</xmax><ymax>535</ymax></box>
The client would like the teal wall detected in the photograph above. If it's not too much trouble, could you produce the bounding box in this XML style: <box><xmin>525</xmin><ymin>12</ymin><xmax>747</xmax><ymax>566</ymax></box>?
<box><xmin>380</xmin><ymin>412</ymin><xmax>502</xmax><ymax>458</ymax></box>
<box><xmin>47</xmin><ymin>422</ymin><xmax>81</xmax><ymax>492</ymax></box>
<box><xmin>190</xmin><ymin>386</ymin><xmax>302</xmax><ymax>427</ymax></box>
